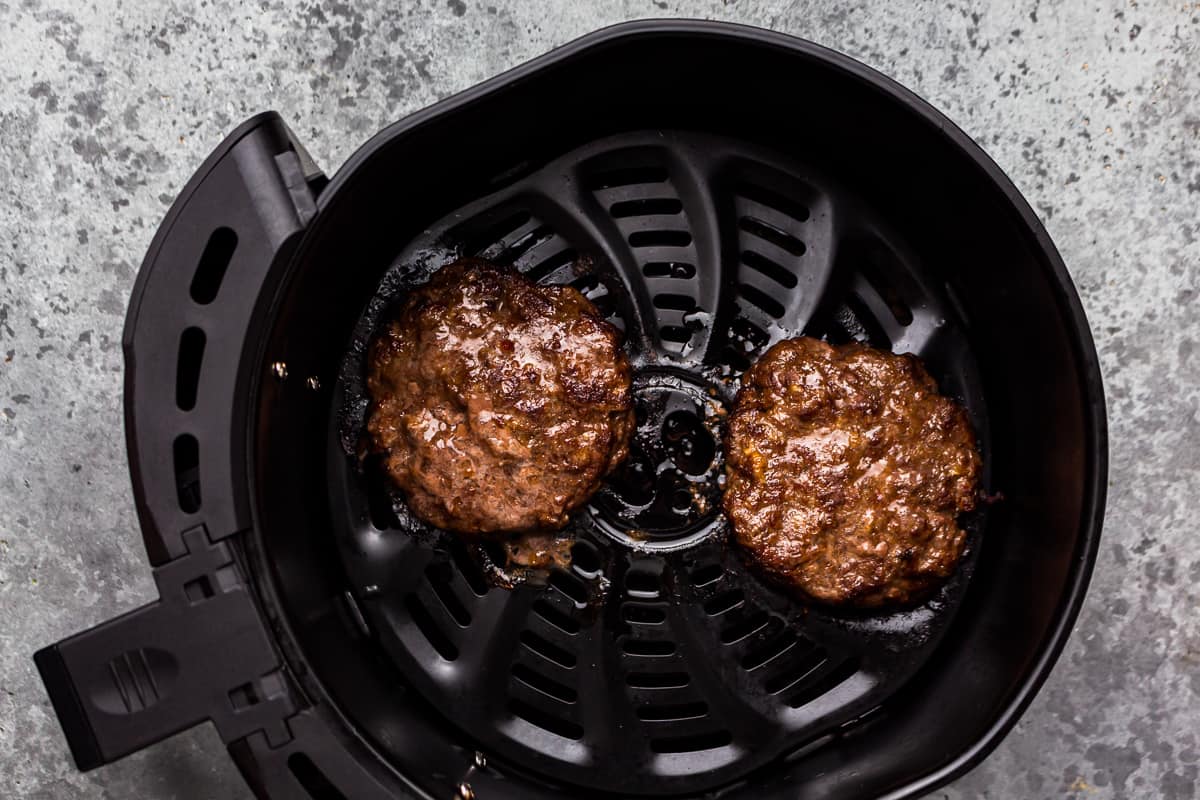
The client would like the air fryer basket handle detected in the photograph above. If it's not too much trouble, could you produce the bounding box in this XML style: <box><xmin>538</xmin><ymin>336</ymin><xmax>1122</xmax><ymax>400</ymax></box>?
<box><xmin>36</xmin><ymin>113</ymin><xmax>322</xmax><ymax>770</ymax></box>
<box><xmin>122</xmin><ymin>111</ymin><xmax>323</xmax><ymax>567</ymax></box>
<box><xmin>34</xmin><ymin>528</ymin><xmax>295</xmax><ymax>770</ymax></box>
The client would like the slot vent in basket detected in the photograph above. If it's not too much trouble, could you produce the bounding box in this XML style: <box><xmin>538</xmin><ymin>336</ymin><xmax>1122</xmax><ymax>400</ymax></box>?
<box><xmin>739</xmin><ymin>217</ymin><xmax>806</xmax><ymax>256</ymax></box>
<box><xmin>734</xmin><ymin>181</ymin><xmax>811</xmax><ymax>223</ymax></box>
<box><xmin>702</xmin><ymin>589</ymin><xmax>744</xmax><ymax>616</ymax></box>
<box><xmin>763</xmin><ymin>641</ymin><xmax>829</xmax><ymax>695</ymax></box>
<box><xmin>548</xmin><ymin>570</ymin><xmax>589</xmax><ymax>606</ymax></box>
<box><xmin>623</xmin><ymin>604</ymin><xmax>668</xmax><ymax>625</ymax></box>
<box><xmin>403</xmin><ymin>594</ymin><xmax>458</xmax><ymax>661</ymax></box>
<box><xmin>719</xmin><ymin>609</ymin><xmax>770</xmax><ymax>645</ymax></box>
<box><xmin>457</xmin><ymin>208</ymin><xmax>533</xmax><ymax>257</ymax></box>
<box><xmin>611</xmin><ymin>197</ymin><xmax>684</xmax><ymax>218</ymax></box>
<box><xmin>650</xmin><ymin>729</ymin><xmax>733</xmax><ymax>753</ymax></box>
<box><xmin>520</xmin><ymin>630</ymin><xmax>576</xmax><ymax>669</ymax></box>
<box><xmin>637</xmin><ymin>701</ymin><xmax>709</xmax><ymax>722</ymax></box>
<box><xmin>623</xmin><ymin>638</ymin><xmax>677</xmax><ymax>657</ymax></box>
<box><xmin>849</xmin><ymin>237</ymin><xmax>916</xmax><ymax>327</ymax></box>
<box><xmin>424</xmin><ymin>562</ymin><xmax>470</xmax><ymax>627</ymax></box>
<box><xmin>739</xmin><ymin>282</ymin><xmax>786</xmax><ymax>319</ymax></box>
<box><xmin>533</xmin><ymin>599</ymin><xmax>581</xmax><ymax>635</ymax></box>
<box><xmin>630</xmin><ymin>229</ymin><xmax>693</xmax><ymax>249</ymax></box>
<box><xmin>626</xmin><ymin>671</ymin><xmax>690</xmax><ymax>689</ymax></box>
<box><xmin>523</xmin><ymin>247</ymin><xmax>578</xmax><ymax>284</ymax></box>
<box><xmin>584</xmin><ymin>164</ymin><xmax>669</xmax><ymax>190</ymax></box>
<box><xmin>787</xmin><ymin>658</ymin><xmax>861</xmax><ymax>709</ymax></box>
<box><xmin>512</xmin><ymin>663</ymin><xmax>577</xmax><ymax>704</ymax></box>
<box><xmin>843</xmin><ymin>294</ymin><xmax>893</xmax><ymax>349</ymax></box>
<box><xmin>689</xmin><ymin>562</ymin><xmax>724</xmax><ymax>587</ymax></box>
<box><xmin>509</xmin><ymin>699</ymin><xmax>584</xmax><ymax>740</ymax></box>
<box><xmin>643</xmin><ymin>261</ymin><xmax>696</xmax><ymax>279</ymax></box>
<box><xmin>742</xmin><ymin>249</ymin><xmax>798</xmax><ymax>288</ymax></box>
<box><xmin>494</xmin><ymin>225</ymin><xmax>555</xmax><ymax>266</ymax></box>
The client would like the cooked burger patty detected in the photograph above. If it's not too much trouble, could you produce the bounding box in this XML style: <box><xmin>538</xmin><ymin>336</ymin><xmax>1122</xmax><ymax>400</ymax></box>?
<box><xmin>366</xmin><ymin>259</ymin><xmax>634</xmax><ymax>535</ymax></box>
<box><xmin>724</xmin><ymin>337</ymin><xmax>981</xmax><ymax>608</ymax></box>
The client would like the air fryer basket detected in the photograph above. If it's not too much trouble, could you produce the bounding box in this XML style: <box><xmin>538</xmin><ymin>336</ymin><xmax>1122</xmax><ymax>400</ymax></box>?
<box><xmin>35</xmin><ymin>21</ymin><xmax>1106</xmax><ymax>800</ymax></box>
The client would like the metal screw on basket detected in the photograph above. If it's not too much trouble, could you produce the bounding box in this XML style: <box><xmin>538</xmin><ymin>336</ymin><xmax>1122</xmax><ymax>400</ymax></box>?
<box><xmin>455</xmin><ymin>783</ymin><xmax>475</xmax><ymax>800</ymax></box>
<box><xmin>270</xmin><ymin>361</ymin><xmax>288</xmax><ymax>380</ymax></box>
<box><xmin>306</xmin><ymin>375</ymin><xmax>321</xmax><ymax>391</ymax></box>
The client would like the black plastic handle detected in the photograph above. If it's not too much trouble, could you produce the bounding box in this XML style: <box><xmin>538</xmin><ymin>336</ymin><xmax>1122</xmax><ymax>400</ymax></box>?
<box><xmin>36</xmin><ymin>113</ymin><xmax>323</xmax><ymax>772</ymax></box>
<box><xmin>34</xmin><ymin>527</ymin><xmax>295</xmax><ymax>770</ymax></box>
<box><xmin>123</xmin><ymin>111</ymin><xmax>323</xmax><ymax>567</ymax></box>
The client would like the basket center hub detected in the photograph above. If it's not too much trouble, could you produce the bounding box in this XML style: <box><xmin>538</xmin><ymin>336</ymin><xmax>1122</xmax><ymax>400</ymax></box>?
<box><xmin>588</xmin><ymin>369</ymin><xmax>729</xmax><ymax>550</ymax></box>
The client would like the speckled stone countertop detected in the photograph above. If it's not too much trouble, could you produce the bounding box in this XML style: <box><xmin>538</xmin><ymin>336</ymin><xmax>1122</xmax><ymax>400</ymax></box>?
<box><xmin>1</xmin><ymin>1</ymin><xmax>1196</xmax><ymax>798</ymax></box>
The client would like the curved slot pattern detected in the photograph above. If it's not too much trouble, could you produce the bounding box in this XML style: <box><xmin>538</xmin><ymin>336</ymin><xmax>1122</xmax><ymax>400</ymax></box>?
<box><xmin>719</xmin><ymin>610</ymin><xmax>770</xmax><ymax>645</ymax></box>
<box><xmin>630</xmin><ymin>230</ymin><xmax>692</xmax><ymax>248</ymax></box>
<box><xmin>659</xmin><ymin>325</ymin><xmax>693</xmax><ymax>343</ymax></box>
<box><xmin>494</xmin><ymin>225</ymin><xmax>555</xmax><ymax>266</ymax></box>
<box><xmin>650</xmin><ymin>730</ymin><xmax>732</xmax><ymax>753</ymax></box>
<box><xmin>623</xmin><ymin>639</ymin><xmax>676</xmax><ymax>657</ymax></box>
<box><xmin>740</xmin><ymin>625</ymin><xmax>796</xmax><ymax>671</ymax></box>
<box><xmin>842</xmin><ymin>294</ymin><xmax>893</xmax><ymax>348</ymax></box>
<box><xmin>623</xmin><ymin>604</ymin><xmax>668</xmax><ymax>625</ymax></box>
<box><xmin>584</xmin><ymin>164</ymin><xmax>669</xmax><ymax>190</ymax></box>
<box><xmin>569</xmin><ymin>540</ymin><xmax>602</xmax><ymax>574</ymax></box>
<box><xmin>625</xmin><ymin>569</ymin><xmax>662</xmax><ymax>599</ymax></box>
<box><xmin>763</xmin><ymin>644</ymin><xmax>829</xmax><ymax>695</ymax></box>
<box><xmin>175</xmin><ymin>327</ymin><xmax>205</xmax><ymax>411</ymax></box>
<box><xmin>457</xmin><ymin>209</ymin><xmax>532</xmax><ymax>257</ymax></box>
<box><xmin>583</xmin><ymin>150</ymin><xmax>702</xmax><ymax>356</ymax></box>
<box><xmin>404</xmin><ymin>594</ymin><xmax>458</xmax><ymax>661</ymax></box>
<box><xmin>425</xmin><ymin>563</ymin><xmax>470</xmax><ymax>627</ymax></box>
<box><xmin>787</xmin><ymin>659</ymin><xmax>861</xmax><ymax>708</ymax></box>
<box><xmin>172</xmin><ymin>434</ymin><xmax>201</xmax><ymax>513</ymax></box>
<box><xmin>549</xmin><ymin>571</ymin><xmax>589</xmax><ymax>606</ymax></box>
<box><xmin>702</xmin><ymin>589</ymin><xmax>744</xmax><ymax>617</ymax></box>
<box><xmin>738</xmin><ymin>283</ymin><xmax>785</xmax><ymax>319</ymax></box>
<box><xmin>450</xmin><ymin>544</ymin><xmax>489</xmax><ymax>597</ymax></box>
<box><xmin>735</xmin><ymin>181</ymin><xmax>811</xmax><ymax>222</ymax></box>
<box><xmin>742</xmin><ymin>250</ymin><xmax>798</xmax><ymax>289</ymax></box>
<box><xmin>689</xmin><ymin>563</ymin><xmax>724</xmax><ymax>587</ymax></box>
<box><xmin>520</xmin><ymin>630</ymin><xmax>576</xmax><ymax>669</ymax></box>
<box><xmin>710</xmin><ymin>173</ymin><xmax>817</xmax><ymax>371</ymax></box>
<box><xmin>523</xmin><ymin>247</ymin><xmax>577</xmax><ymax>284</ymax></box>
<box><xmin>849</xmin><ymin>238</ymin><xmax>916</xmax><ymax>327</ymax></box>
<box><xmin>363</xmin><ymin>457</ymin><xmax>401</xmax><ymax>531</ymax></box>
<box><xmin>189</xmin><ymin>227</ymin><xmax>237</xmax><ymax>305</ymax></box>
<box><xmin>510</xmin><ymin>699</ymin><xmax>584</xmax><ymax>741</ymax></box>
<box><xmin>643</xmin><ymin>261</ymin><xmax>696</xmax><ymax>279</ymax></box>
<box><xmin>512</xmin><ymin>663</ymin><xmax>577</xmax><ymax>704</ymax></box>
<box><xmin>626</xmin><ymin>671</ymin><xmax>690</xmax><ymax>689</ymax></box>
<box><xmin>637</xmin><ymin>701</ymin><xmax>708</xmax><ymax>721</ymax></box>
<box><xmin>653</xmin><ymin>293</ymin><xmax>696</xmax><ymax>311</ymax></box>
<box><xmin>611</xmin><ymin>198</ymin><xmax>684</xmax><ymax>218</ymax></box>
<box><xmin>533</xmin><ymin>599</ymin><xmax>581</xmax><ymax>635</ymax></box>
<box><xmin>739</xmin><ymin>217</ymin><xmax>806</xmax><ymax>256</ymax></box>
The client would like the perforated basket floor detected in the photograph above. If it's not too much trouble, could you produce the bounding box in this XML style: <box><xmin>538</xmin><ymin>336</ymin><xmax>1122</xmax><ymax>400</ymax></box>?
<box><xmin>329</xmin><ymin>131</ymin><xmax>990</xmax><ymax>796</ymax></box>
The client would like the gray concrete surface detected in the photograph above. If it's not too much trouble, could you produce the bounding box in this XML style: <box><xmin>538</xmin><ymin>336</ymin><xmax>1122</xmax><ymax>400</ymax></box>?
<box><xmin>0</xmin><ymin>0</ymin><xmax>1196</xmax><ymax>797</ymax></box>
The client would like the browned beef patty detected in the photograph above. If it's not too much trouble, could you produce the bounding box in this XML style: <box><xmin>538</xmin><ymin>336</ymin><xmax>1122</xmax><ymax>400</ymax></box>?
<box><xmin>723</xmin><ymin>337</ymin><xmax>981</xmax><ymax>608</ymax></box>
<box><xmin>366</xmin><ymin>259</ymin><xmax>634</xmax><ymax>535</ymax></box>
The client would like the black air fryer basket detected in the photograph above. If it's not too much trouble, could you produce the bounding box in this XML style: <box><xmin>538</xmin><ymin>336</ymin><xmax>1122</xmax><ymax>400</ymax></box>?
<box><xmin>35</xmin><ymin>21</ymin><xmax>1107</xmax><ymax>800</ymax></box>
